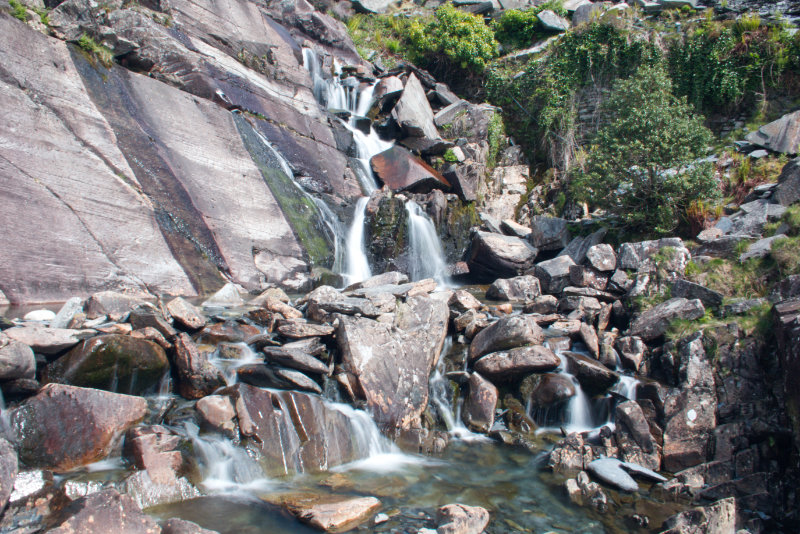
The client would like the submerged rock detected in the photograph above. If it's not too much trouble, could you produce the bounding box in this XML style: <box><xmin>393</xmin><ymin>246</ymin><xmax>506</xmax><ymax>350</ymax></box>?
<box><xmin>9</xmin><ymin>384</ymin><xmax>147</xmax><ymax>470</ymax></box>
<box><xmin>281</xmin><ymin>493</ymin><xmax>381</xmax><ymax>532</ymax></box>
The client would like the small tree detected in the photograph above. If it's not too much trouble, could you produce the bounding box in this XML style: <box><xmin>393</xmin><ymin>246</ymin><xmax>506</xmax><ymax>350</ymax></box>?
<box><xmin>571</xmin><ymin>65</ymin><xmax>718</xmax><ymax>235</ymax></box>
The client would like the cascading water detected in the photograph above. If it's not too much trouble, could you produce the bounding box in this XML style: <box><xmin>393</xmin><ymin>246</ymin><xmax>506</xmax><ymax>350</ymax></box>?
<box><xmin>406</xmin><ymin>201</ymin><xmax>449</xmax><ymax>286</ymax></box>
<box><xmin>302</xmin><ymin>48</ymin><xmax>449</xmax><ymax>286</ymax></box>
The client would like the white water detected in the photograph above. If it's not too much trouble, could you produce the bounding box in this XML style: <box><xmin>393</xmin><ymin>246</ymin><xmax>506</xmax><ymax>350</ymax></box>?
<box><xmin>207</xmin><ymin>342</ymin><xmax>263</xmax><ymax>386</ymax></box>
<box><xmin>613</xmin><ymin>375</ymin><xmax>640</xmax><ymax>400</ymax></box>
<box><xmin>406</xmin><ymin>201</ymin><xmax>449</xmax><ymax>287</ymax></box>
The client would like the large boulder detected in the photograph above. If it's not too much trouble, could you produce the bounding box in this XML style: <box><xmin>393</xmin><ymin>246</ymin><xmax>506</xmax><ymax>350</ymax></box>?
<box><xmin>485</xmin><ymin>275</ymin><xmax>541</xmax><ymax>301</ymax></box>
<box><xmin>3</xmin><ymin>326</ymin><xmax>94</xmax><ymax>355</ymax></box>
<box><xmin>528</xmin><ymin>216</ymin><xmax>570</xmax><ymax>252</ymax></box>
<box><xmin>563</xmin><ymin>352</ymin><xmax>619</xmax><ymax>395</ymax></box>
<box><xmin>281</xmin><ymin>494</ymin><xmax>381</xmax><ymax>532</ymax></box>
<box><xmin>173</xmin><ymin>333</ymin><xmax>226</xmax><ymax>399</ymax></box>
<box><xmin>370</xmin><ymin>146</ymin><xmax>450</xmax><ymax>193</ymax></box>
<box><xmin>772</xmin><ymin>156</ymin><xmax>800</xmax><ymax>206</ymax></box>
<box><xmin>474</xmin><ymin>345</ymin><xmax>560</xmax><ymax>381</ymax></box>
<box><xmin>43</xmin><ymin>334</ymin><xmax>169</xmax><ymax>395</ymax></box>
<box><xmin>463</xmin><ymin>372</ymin><xmax>498</xmax><ymax>433</ymax></box>
<box><xmin>166</xmin><ymin>297</ymin><xmax>206</xmax><ymax>331</ymax></box>
<box><xmin>524</xmin><ymin>373</ymin><xmax>576</xmax><ymax>409</ymax></box>
<box><xmin>616</xmin><ymin>238</ymin><xmax>690</xmax><ymax>274</ymax></box>
<box><xmin>628</xmin><ymin>298</ymin><xmax>705</xmax><ymax>341</ymax></box>
<box><xmin>745</xmin><ymin>110</ymin><xmax>800</xmax><ymax>154</ymax></box>
<box><xmin>466</xmin><ymin>230</ymin><xmax>538</xmax><ymax>281</ymax></box>
<box><xmin>335</xmin><ymin>295</ymin><xmax>448</xmax><ymax>430</ymax></box>
<box><xmin>0</xmin><ymin>341</ymin><xmax>36</xmax><ymax>381</ymax></box>
<box><xmin>391</xmin><ymin>73</ymin><xmax>441</xmax><ymax>143</ymax></box>
<box><xmin>8</xmin><ymin>384</ymin><xmax>147</xmax><ymax>470</ymax></box>
<box><xmin>468</xmin><ymin>315</ymin><xmax>544</xmax><ymax>362</ymax></box>
<box><xmin>532</xmin><ymin>255</ymin><xmax>576</xmax><ymax>294</ymax></box>
<box><xmin>661</xmin><ymin>497</ymin><xmax>737</xmax><ymax>534</ymax></box>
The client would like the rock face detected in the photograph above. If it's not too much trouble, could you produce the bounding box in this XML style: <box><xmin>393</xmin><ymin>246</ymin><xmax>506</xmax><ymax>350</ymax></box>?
<box><xmin>8</xmin><ymin>384</ymin><xmax>147</xmax><ymax>470</ymax></box>
<box><xmin>370</xmin><ymin>146</ymin><xmax>450</xmax><ymax>193</ymax></box>
<box><xmin>335</xmin><ymin>295</ymin><xmax>448</xmax><ymax>430</ymax></box>
<box><xmin>44</xmin><ymin>335</ymin><xmax>169</xmax><ymax>395</ymax></box>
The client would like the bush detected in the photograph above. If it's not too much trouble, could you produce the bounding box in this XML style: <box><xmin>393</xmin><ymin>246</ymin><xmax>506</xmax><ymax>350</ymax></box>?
<box><xmin>9</xmin><ymin>0</ymin><xmax>27</xmax><ymax>21</ymax></box>
<box><xmin>77</xmin><ymin>33</ymin><xmax>114</xmax><ymax>67</ymax></box>
<box><xmin>407</xmin><ymin>4</ymin><xmax>498</xmax><ymax>73</ymax></box>
<box><xmin>492</xmin><ymin>1</ymin><xmax>567</xmax><ymax>50</ymax></box>
<box><xmin>570</xmin><ymin>65</ymin><xmax>718</xmax><ymax>235</ymax></box>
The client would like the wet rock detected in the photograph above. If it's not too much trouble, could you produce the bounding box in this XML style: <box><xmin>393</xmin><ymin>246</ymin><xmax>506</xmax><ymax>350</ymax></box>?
<box><xmin>671</xmin><ymin>280</ymin><xmax>723</xmax><ymax>309</ymax></box>
<box><xmin>197</xmin><ymin>322</ymin><xmax>260</xmax><ymax>344</ymax></box>
<box><xmin>485</xmin><ymin>275</ymin><xmax>541</xmax><ymax>301</ymax></box>
<box><xmin>129</xmin><ymin>305</ymin><xmax>177</xmax><ymax>340</ymax></box>
<box><xmin>8</xmin><ymin>384</ymin><xmax>146</xmax><ymax>470</ymax></box>
<box><xmin>161</xmin><ymin>518</ymin><xmax>219</xmax><ymax>534</ymax></box>
<box><xmin>264</xmin><ymin>347</ymin><xmax>328</xmax><ymax>375</ymax></box>
<box><xmin>0</xmin><ymin>438</ymin><xmax>17</xmax><ymax>510</ymax></box>
<box><xmin>371</xmin><ymin>146</ymin><xmax>449</xmax><ymax>193</ymax></box>
<box><xmin>466</xmin><ymin>230</ymin><xmax>538</xmax><ymax>281</ymax></box>
<box><xmin>123</xmin><ymin>425</ymin><xmax>182</xmax><ymax>486</ymax></box>
<box><xmin>166</xmin><ymin>298</ymin><xmax>206</xmax><ymax>331</ymax></box>
<box><xmin>0</xmin><ymin>341</ymin><xmax>35</xmax><ymax>381</ymax></box>
<box><xmin>464</xmin><ymin>372</ymin><xmax>498</xmax><ymax>433</ymax></box>
<box><xmin>119</xmin><ymin>470</ymin><xmax>199</xmax><ymax>510</ymax></box>
<box><xmin>532</xmin><ymin>255</ymin><xmax>577</xmax><ymax>294</ymax></box>
<box><xmin>628</xmin><ymin>298</ymin><xmax>705</xmax><ymax>341</ymax></box>
<box><xmin>549</xmin><ymin>432</ymin><xmax>594</xmax><ymax>472</ymax></box>
<box><xmin>567</xmin><ymin>470</ymin><xmax>608</xmax><ymax>513</ymax></box>
<box><xmin>615</xmin><ymin>336</ymin><xmax>646</xmax><ymax>371</ymax></box>
<box><xmin>51</xmin><ymin>297</ymin><xmax>84</xmax><ymax>329</ymax></box>
<box><xmin>474</xmin><ymin>345</ymin><xmax>560</xmax><ymax>381</ymax></box>
<box><xmin>3</xmin><ymin>326</ymin><xmax>94</xmax><ymax>356</ymax></box>
<box><xmin>274</xmin><ymin>368</ymin><xmax>323</xmax><ymax>394</ymax></box>
<box><xmin>44</xmin><ymin>335</ymin><xmax>168</xmax><ymax>395</ymax></box>
<box><xmin>587</xmin><ymin>458</ymin><xmax>639</xmax><ymax>492</ymax></box>
<box><xmin>744</xmin><ymin>109</ymin><xmax>800</xmax><ymax>154</ymax></box>
<box><xmin>283</xmin><ymin>494</ymin><xmax>381</xmax><ymax>532</ymax></box>
<box><xmin>278</xmin><ymin>319</ymin><xmax>335</xmax><ymax>339</ymax></box>
<box><xmin>524</xmin><ymin>373</ymin><xmax>575</xmax><ymax>408</ymax></box>
<box><xmin>528</xmin><ymin>216</ymin><xmax>570</xmax><ymax>252</ymax></box>
<box><xmin>173</xmin><ymin>333</ymin><xmax>226</xmax><ymax>400</ymax></box>
<box><xmin>468</xmin><ymin>315</ymin><xmax>544</xmax><ymax>362</ymax></box>
<box><xmin>436</xmin><ymin>503</ymin><xmax>490</xmax><ymax>534</ymax></box>
<box><xmin>196</xmin><ymin>394</ymin><xmax>238</xmax><ymax>439</ymax></box>
<box><xmin>47</xmin><ymin>488</ymin><xmax>160</xmax><ymax>534</ymax></box>
<box><xmin>448</xmin><ymin>290</ymin><xmax>483</xmax><ymax>313</ymax></box>
<box><xmin>223</xmin><ymin>384</ymin><xmax>361</xmax><ymax>475</ymax></box>
<box><xmin>202</xmin><ymin>283</ymin><xmax>245</xmax><ymax>308</ymax></box>
<box><xmin>773</xmin><ymin>156</ymin><xmax>800</xmax><ymax>206</ymax></box>
<box><xmin>586</xmin><ymin>244</ymin><xmax>616</xmax><ymax>272</ymax></box>
<box><xmin>563</xmin><ymin>352</ymin><xmax>619</xmax><ymax>394</ymax></box>
<box><xmin>335</xmin><ymin>295</ymin><xmax>448</xmax><ymax>429</ymax></box>
<box><xmin>85</xmin><ymin>291</ymin><xmax>152</xmax><ymax>320</ymax></box>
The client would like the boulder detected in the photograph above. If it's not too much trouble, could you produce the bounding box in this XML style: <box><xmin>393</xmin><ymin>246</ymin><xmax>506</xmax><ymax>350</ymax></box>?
<box><xmin>8</xmin><ymin>384</ymin><xmax>147</xmax><ymax>470</ymax></box>
<box><xmin>0</xmin><ymin>438</ymin><xmax>17</xmax><ymax>510</ymax></box>
<box><xmin>528</xmin><ymin>216</ymin><xmax>570</xmax><ymax>252</ymax></box>
<box><xmin>44</xmin><ymin>335</ymin><xmax>169</xmax><ymax>395</ymax></box>
<box><xmin>532</xmin><ymin>255</ymin><xmax>576</xmax><ymax>294</ymax></box>
<box><xmin>441</xmin><ymin>162</ymin><xmax>483</xmax><ymax>202</ymax></box>
<box><xmin>129</xmin><ymin>306</ymin><xmax>177</xmax><ymax>340</ymax></box>
<box><xmin>585</xmin><ymin>244</ymin><xmax>616</xmax><ymax>272</ymax></box>
<box><xmin>196</xmin><ymin>394</ymin><xmax>238</xmax><ymax>439</ymax></box>
<box><xmin>572</xmin><ymin>2</ymin><xmax>604</xmax><ymax>25</ymax></box>
<box><xmin>617</xmin><ymin>238</ymin><xmax>690</xmax><ymax>274</ymax></box>
<box><xmin>122</xmin><ymin>425</ymin><xmax>183</xmax><ymax>486</ymax></box>
<box><xmin>568</xmin><ymin>265</ymin><xmax>609</xmax><ymax>291</ymax></box>
<box><xmin>671</xmin><ymin>280</ymin><xmax>723</xmax><ymax>309</ymax></box>
<box><xmin>166</xmin><ymin>297</ymin><xmax>206</xmax><ymax>331</ymax></box>
<box><xmin>468</xmin><ymin>315</ymin><xmax>544</xmax><ymax>362</ymax></box>
<box><xmin>628</xmin><ymin>298</ymin><xmax>705</xmax><ymax>341</ymax></box>
<box><xmin>370</xmin><ymin>146</ymin><xmax>450</xmax><ymax>193</ymax></box>
<box><xmin>485</xmin><ymin>275</ymin><xmax>541</xmax><ymax>301</ymax></box>
<box><xmin>773</xmin><ymin>156</ymin><xmax>800</xmax><ymax>206</ymax></box>
<box><xmin>463</xmin><ymin>372</ymin><xmax>498</xmax><ymax>433</ymax></box>
<box><xmin>744</xmin><ymin>110</ymin><xmax>800</xmax><ymax>154</ymax></box>
<box><xmin>524</xmin><ymin>373</ymin><xmax>575</xmax><ymax>408</ymax></box>
<box><xmin>587</xmin><ymin>458</ymin><xmax>639</xmax><ymax>492</ymax></box>
<box><xmin>392</xmin><ymin>73</ymin><xmax>440</xmax><ymax>142</ymax></box>
<box><xmin>47</xmin><ymin>488</ymin><xmax>161</xmax><ymax>534</ymax></box>
<box><xmin>474</xmin><ymin>345</ymin><xmax>560</xmax><ymax>381</ymax></box>
<box><xmin>85</xmin><ymin>291</ymin><xmax>152</xmax><ymax>320</ymax></box>
<box><xmin>434</xmin><ymin>100</ymin><xmax>471</xmax><ymax>128</ymax></box>
<box><xmin>537</xmin><ymin>9</ymin><xmax>570</xmax><ymax>32</ymax></box>
<box><xmin>3</xmin><ymin>326</ymin><xmax>94</xmax><ymax>355</ymax></box>
<box><xmin>739</xmin><ymin>233</ymin><xmax>787</xmax><ymax>261</ymax></box>
<box><xmin>352</xmin><ymin>0</ymin><xmax>396</xmax><ymax>14</ymax></box>
<box><xmin>615</xmin><ymin>401</ymin><xmax>657</xmax><ymax>454</ymax></box>
<box><xmin>558</xmin><ymin>229</ymin><xmax>607</xmax><ymax>265</ymax></box>
<box><xmin>661</xmin><ymin>497</ymin><xmax>736</xmax><ymax>534</ymax></box>
<box><xmin>501</xmin><ymin>218</ymin><xmax>532</xmax><ymax>239</ymax></box>
<box><xmin>173</xmin><ymin>333</ymin><xmax>226</xmax><ymax>399</ymax></box>
<box><xmin>51</xmin><ymin>297</ymin><xmax>85</xmax><ymax>329</ymax></box>
<box><xmin>277</xmin><ymin>319</ymin><xmax>334</xmax><ymax>339</ymax></box>
<box><xmin>274</xmin><ymin>368</ymin><xmax>323</xmax><ymax>394</ymax></box>
<box><xmin>0</xmin><ymin>341</ymin><xmax>35</xmax><ymax>381</ymax></box>
<box><xmin>202</xmin><ymin>283</ymin><xmax>245</xmax><ymax>308</ymax></box>
<box><xmin>563</xmin><ymin>352</ymin><xmax>619</xmax><ymax>394</ymax></box>
<box><xmin>466</xmin><ymin>230</ymin><xmax>538</xmax><ymax>281</ymax></box>
<box><xmin>283</xmin><ymin>494</ymin><xmax>381</xmax><ymax>532</ymax></box>
<box><xmin>448</xmin><ymin>289</ymin><xmax>483</xmax><ymax>313</ymax></box>
<box><xmin>335</xmin><ymin>295</ymin><xmax>448</xmax><ymax>430</ymax></box>
<box><xmin>436</xmin><ymin>503</ymin><xmax>490</xmax><ymax>534</ymax></box>
<box><xmin>615</xmin><ymin>336</ymin><xmax>646</xmax><ymax>371</ymax></box>
<box><xmin>264</xmin><ymin>347</ymin><xmax>328</xmax><ymax>375</ymax></box>
<box><xmin>523</xmin><ymin>295</ymin><xmax>558</xmax><ymax>315</ymax></box>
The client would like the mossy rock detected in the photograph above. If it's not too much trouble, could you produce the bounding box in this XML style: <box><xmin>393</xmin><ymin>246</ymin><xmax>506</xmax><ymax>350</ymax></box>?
<box><xmin>43</xmin><ymin>335</ymin><xmax>169</xmax><ymax>395</ymax></box>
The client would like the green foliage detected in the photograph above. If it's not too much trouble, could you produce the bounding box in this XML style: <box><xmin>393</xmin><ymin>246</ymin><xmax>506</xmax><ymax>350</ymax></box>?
<box><xmin>771</xmin><ymin>235</ymin><xmax>800</xmax><ymax>277</ymax></box>
<box><xmin>685</xmin><ymin>257</ymin><xmax>777</xmax><ymax>298</ymax></box>
<box><xmin>492</xmin><ymin>1</ymin><xmax>567</xmax><ymax>50</ymax></box>
<box><xmin>667</xmin><ymin>17</ymin><xmax>800</xmax><ymax>113</ymax></box>
<box><xmin>486</xmin><ymin>112</ymin><xmax>506</xmax><ymax>169</ymax></box>
<box><xmin>667</xmin><ymin>302</ymin><xmax>771</xmax><ymax>341</ymax></box>
<box><xmin>77</xmin><ymin>33</ymin><xmax>114</xmax><ymax>67</ymax></box>
<box><xmin>443</xmin><ymin>148</ymin><xmax>459</xmax><ymax>163</ymax></box>
<box><xmin>486</xmin><ymin>21</ymin><xmax>660</xmax><ymax>168</ymax></box>
<box><xmin>780</xmin><ymin>205</ymin><xmax>800</xmax><ymax>236</ymax></box>
<box><xmin>406</xmin><ymin>4</ymin><xmax>499</xmax><ymax>73</ymax></box>
<box><xmin>570</xmin><ymin>65</ymin><xmax>718</xmax><ymax>235</ymax></box>
<box><xmin>9</xmin><ymin>0</ymin><xmax>27</xmax><ymax>21</ymax></box>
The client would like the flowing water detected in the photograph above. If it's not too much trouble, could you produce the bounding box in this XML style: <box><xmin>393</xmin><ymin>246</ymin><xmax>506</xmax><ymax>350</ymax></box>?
<box><xmin>406</xmin><ymin>200</ymin><xmax>450</xmax><ymax>287</ymax></box>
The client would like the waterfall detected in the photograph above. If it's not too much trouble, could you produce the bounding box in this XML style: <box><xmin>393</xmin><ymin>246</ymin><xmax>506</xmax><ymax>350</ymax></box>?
<box><xmin>429</xmin><ymin>342</ymin><xmax>487</xmax><ymax>441</ymax></box>
<box><xmin>612</xmin><ymin>375</ymin><xmax>639</xmax><ymax>401</ymax></box>
<box><xmin>345</xmin><ymin>197</ymin><xmax>372</xmax><ymax>283</ymax></box>
<box><xmin>406</xmin><ymin>201</ymin><xmax>449</xmax><ymax>286</ymax></box>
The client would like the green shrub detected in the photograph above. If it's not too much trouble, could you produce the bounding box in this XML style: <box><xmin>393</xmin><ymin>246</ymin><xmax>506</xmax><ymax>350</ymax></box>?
<box><xmin>407</xmin><ymin>4</ymin><xmax>499</xmax><ymax>73</ymax></box>
<box><xmin>570</xmin><ymin>65</ymin><xmax>718</xmax><ymax>235</ymax></box>
<box><xmin>772</xmin><ymin>235</ymin><xmax>800</xmax><ymax>276</ymax></box>
<box><xmin>9</xmin><ymin>0</ymin><xmax>27</xmax><ymax>21</ymax></box>
<box><xmin>77</xmin><ymin>33</ymin><xmax>114</xmax><ymax>67</ymax></box>
<box><xmin>443</xmin><ymin>148</ymin><xmax>459</xmax><ymax>163</ymax></box>
<box><xmin>492</xmin><ymin>1</ymin><xmax>567</xmax><ymax>50</ymax></box>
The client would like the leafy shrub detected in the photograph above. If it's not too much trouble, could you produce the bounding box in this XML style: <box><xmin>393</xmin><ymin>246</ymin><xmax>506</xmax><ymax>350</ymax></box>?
<box><xmin>9</xmin><ymin>0</ymin><xmax>27</xmax><ymax>22</ymax></box>
<box><xmin>570</xmin><ymin>65</ymin><xmax>718</xmax><ymax>235</ymax></box>
<box><xmin>406</xmin><ymin>4</ymin><xmax>499</xmax><ymax>73</ymax></box>
<box><xmin>77</xmin><ymin>33</ymin><xmax>114</xmax><ymax>67</ymax></box>
<box><xmin>492</xmin><ymin>1</ymin><xmax>566</xmax><ymax>50</ymax></box>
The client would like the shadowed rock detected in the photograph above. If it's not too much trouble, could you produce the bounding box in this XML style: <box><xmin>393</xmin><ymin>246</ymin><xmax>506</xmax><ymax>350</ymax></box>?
<box><xmin>464</xmin><ymin>372</ymin><xmax>498</xmax><ymax>433</ymax></box>
<box><xmin>466</xmin><ymin>231</ymin><xmax>538</xmax><ymax>281</ymax></box>
<box><xmin>371</xmin><ymin>146</ymin><xmax>450</xmax><ymax>193</ymax></box>
<box><xmin>745</xmin><ymin>110</ymin><xmax>800</xmax><ymax>154</ymax></box>
<box><xmin>173</xmin><ymin>333</ymin><xmax>226</xmax><ymax>399</ymax></box>
<box><xmin>628</xmin><ymin>298</ymin><xmax>705</xmax><ymax>341</ymax></box>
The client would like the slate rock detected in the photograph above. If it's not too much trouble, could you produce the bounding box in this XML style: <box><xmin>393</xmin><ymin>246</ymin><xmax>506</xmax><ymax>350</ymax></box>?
<box><xmin>468</xmin><ymin>315</ymin><xmax>544</xmax><ymax>362</ymax></box>
<box><xmin>671</xmin><ymin>280</ymin><xmax>723</xmax><ymax>309</ymax></box>
<box><xmin>371</xmin><ymin>145</ymin><xmax>449</xmax><ymax>193</ymax></box>
<box><xmin>474</xmin><ymin>345</ymin><xmax>560</xmax><ymax>381</ymax></box>
<box><xmin>532</xmin><ymin>255</ymin><xmax>577</xmax><ymax>294</ymax></box>
<box><xmin>392</xmin><ymin>73</ymin><xmax>440</xmax><ymax>141</ymax></box>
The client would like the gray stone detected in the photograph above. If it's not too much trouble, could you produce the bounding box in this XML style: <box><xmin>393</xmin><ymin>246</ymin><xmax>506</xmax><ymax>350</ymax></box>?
<box><xmin>568</xmin><ymin>265</ymin><xmax>610</xmax><ymax>291</ymax></box>
<box><xmin>501</xmin><ymin>218</ymin><xmax>532</xmax><ymax>238</ymax></box>
<box><xmin>524</xmin><ymin>373</ymin><xmax>575</xmax><ymax>408</ymax></box>
<box><xmin>486</xmin><ymin>275</ymin><xmax>541</xmax><ymax>301</ymax></box>
<box><xmin>558</xmin><ymin>229</ymin><xmax>607</xmax><ymax>264</ymax></box>
<box><xmin>202</xmin><ymin>283</ymin><xmax>245</xmax><ymax>308</ymax></box>
<box><xmin>0</xmin><ymin>438</ymin><xmax>17</xmax><ymax>510</ymax></box>
<box><xmin>628</xmin><ymin>298</ymin><xmax>705</xmax><ymax>341</ymax></box>
<box><xmin>740</xmin><ymin>233</ymin><xmax>788</xmax><ymax>261</ymax></box>
<box><xmin>274</xmin><ymin>368</ymin><xmax>323</xmax><ymax>394</ymax></box>
<box><xmin>616</xmin><ymin>336</ymin><xmax>646</xmax><ymax>372</ymax></box>
<box><xmin>436</xmin><ymin>503</ymin><xmax>490</xmax><ymax>534</ymax></box>
<box><xmin>468</xmin><ymin>315</ymin><xmax>545</xmax><ymax>362</ymax></box>
<box><xmin>284</xmin><ymin>495</ymin><xmax>381</xmax><ymax>532</ymax></box>
<box><xmin>617</xmin><ymin>238</ymin><xmax>690</xmax><ymax>274</ymax></box>
<box><xmin>166</xmin><ymin>297</ymin><xmax>206</xmax><ymax>331</ymax></box>
<box><xmin>537</xmin><ymin>9</ymin><xmax>569</xmax><ymax>32</ymax></box>
<box><xmin>474</xmin><ymin>345</ymin><xmax>560</xmax><ymax>381</ymax></box>
<box><xmin>434</xmin><ymin>100</ymin><xmax>471</xmax><ymax>128</ymax></box>
<box><xmin>442</xmin><ymin>162</ymin><xmax>483</xmax><ymax>202</ymax></box>
<box><xmin>532</xmin><ymin>255</ymin><xmax>577</xmax><ymax>294</ymax></box>
<box><xmin>47</xmin><ymin>489</ymin><xmax>161</xmax><ymax>534</ymax></box>
<box><xmin>466</xmin><ymin>230</ymin><xmax>539</xmax><ymax>281</ymax></box>
<box><xmin>616</xmin><ymin>401</ymin><xmax>656</xmax><ymax>454</ymax></box>
<box><xmin>51</xmin><ymin>297</ymin><xmax>85</xmax><ymax>329</ymax></box>
<box><xmin>587</xmin><ymin>458</ymin><xmax>639</xmax><ymax>492</ymax></box>
<box><xmin>352</xmin><ymin>0</ymin><xmax>396</xmax><ymax>14</ymax></box>
<box><xmin>528</xmin><ymin>216</ymin><xmax>570</xmax><ymax>252</ymax></box>
<box><xmin>744</xmin><ymin>110</ymin><xmax>800</xmax><ymax>154</ymax></box>
<box><xmin>563</xmin><ymin>351</ymin><xmax>619</xmax><ymax>394</ymax></box>
<box><xmin>671</xmin><ymin>279</ymin><xmax>723</xmax><ymax>308</ymax></box>
<box><xmin>524</xmin><ymin>294</ymin><xmax>559</xmax><ymax>315</ymax></box>
<box><xmin>0</xmin><ymin>342</ymin><xmax>35</xmax><ymax>381</ymax></box>
<box><xmin>173</xmin><ymin>333</ymin><xmax>226</xmax><ymax>399</ymax></box>
<box><xmin>773</xmin><ymin>156</ymin><xmax>800</xmax><ymax>206</ymax></box>
<box><xmin>392</xmin><ymin>73</ymin><xmax>440</xmax><ymax>141</ymax></box>
<box><xmin>3</xmin><ymin>326</ymin><xmax>94</xmax><ymax>355</ymax></box>
<box><xmin>464</xmin><ymin>372</ymin><xmax>498</xmax><ymax>433</ymax></box>
<box><xmin>586</xmin><ymin>244</ymin><xmax>616</xmax><ymax>272</ymax></box>
<box><xmin>264</xmin><ymin>347</ymin><xmax>328</xmax><ymax>375</ymax></box>
<box><xmin>661</xmin><ymin>497</ymin><xmax>736</xmax><ymax>534</ymax></box>
<box><xmin>722</xmin><ymin>298</ymin><xmax>767</xmax><ymax>317</ymax></box>
<box><xmin>572</xmin><ymin>2</ymin><xmax>604</xmax><ymax>25</ymax></box>
<box><xmin>620</xmin><ymin>461</ymin><xmax>667</xmax><ymax>483</ymax></box>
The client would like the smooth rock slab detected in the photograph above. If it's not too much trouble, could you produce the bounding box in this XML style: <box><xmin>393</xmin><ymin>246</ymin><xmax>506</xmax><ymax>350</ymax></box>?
<box><xmin>587</xmin><ymin>458</ymin><xmax>639</xmax><ymax>492</ymax></box>
<box><xmin>3</xmin><ymin>326</ymin><xmax>95</xmax><ymax>355</ymax></box>
<box><xmin>166</xmin><ymin>297</ymin><xmax>206</xmax><ymax>331</ymax></box>
<box><xmin>474</xmin><ymin>345</ymin><xmax>559</xmax><ymax>381</ymax></box>
<box><xmin>9</xmin><ymin>384</ymin><xmax>147</xmax><ymax>471</ymax></box>
<box><xmin>371</xmin><ymin>145</ymin><xmax>450</xmax><ymax>193</ymax></box>
<box><xmin>283</xmin><ymin>494</ymin><xmax>381</xmax><ymax>532</ymax></box>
